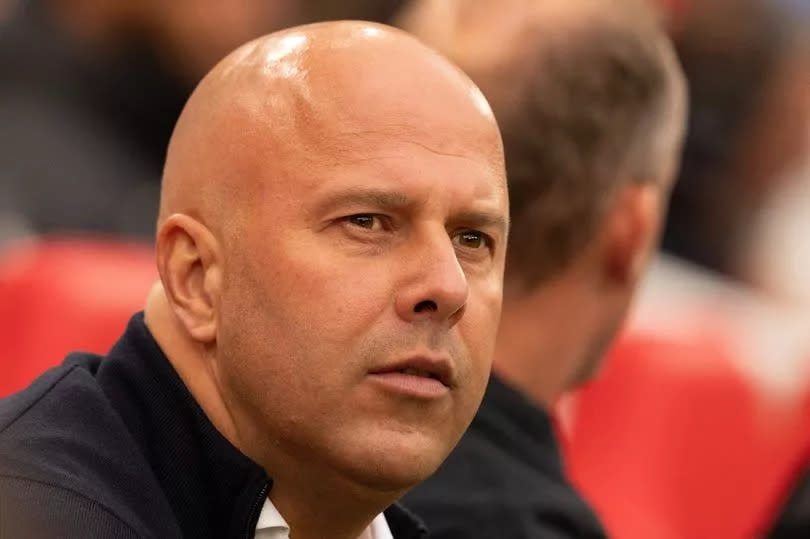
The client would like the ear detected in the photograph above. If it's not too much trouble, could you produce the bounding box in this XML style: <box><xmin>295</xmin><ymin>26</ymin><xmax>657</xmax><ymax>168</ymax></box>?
<box><xmin>600</xmin><ymin>183</ymin><xmax>662</xmax><ymax>287</ymax></box>
<box><xmin>155</xmin><ymin>214</ymin><xmax>222</xmax><ymax>343</ymax></box>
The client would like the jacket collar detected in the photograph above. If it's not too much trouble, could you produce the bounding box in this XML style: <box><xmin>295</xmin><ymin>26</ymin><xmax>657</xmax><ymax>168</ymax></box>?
<box><xmin>472</xmin><ymin>373</ymin><xmax>565</xmax><ymax>476</ymax></box>
<box><xmin>96</xmin><ymin>313</ymin><xmax>426</xmax><ymax>538</ymax></box>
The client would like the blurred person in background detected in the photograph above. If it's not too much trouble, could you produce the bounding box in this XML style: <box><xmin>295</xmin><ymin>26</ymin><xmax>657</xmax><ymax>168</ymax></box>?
<box><xmin>298</xmin><ymin>0</ymin><xmax>408</xmax><ymax>26</ymax></box>
<box><xmin>0</xmin><ymin>0</ymin><xmax>11</xmax><ymax>20</ymax></box>
<box><xmin>734</xmin><ymin>2</ymin><xmax>810</xmax><ymax>309</ymax></box>
<box><xmin>598</xmin><ymin>3</ymin><xmax>810</xmax><ymax>536</ymax></box>
<box><xmin>578</xmin><ymin>4</ymin><xmax>810</xmax><ymax>536</ymax></box>
<box><xmin>398</xmin><ymin>0</ymin><xmax>687</xmax><ymax>537</ymax></box>
<box><xmin>0</xmin><ymin>0</ymin><xmax>406</xmax><ymax>246</ymax></box>
<box><xmin>662</xmin><ymin>0</ymin><xmax>810</xmax><ymax>283</ymax></box>
<box><xmin>769</xmin><ymin>462</ymin><xmax>810</xmax><ymax>537</ymax></box>
<box><xmin>0</xmin><ymin>0</ymin><xmax>299</xmax><ymax>242</ymax></box>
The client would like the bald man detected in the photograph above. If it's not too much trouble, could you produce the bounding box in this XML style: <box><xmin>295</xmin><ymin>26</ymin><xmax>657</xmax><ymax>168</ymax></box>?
<box><xmin>399</xmin><ymin>1</ymin><xmax>686</xmax><ymax>537</ymax></box>
<box><xmin>0</xmin><ymin>22</ymin><xmax>509</xmax><ymax>539</ymax></box>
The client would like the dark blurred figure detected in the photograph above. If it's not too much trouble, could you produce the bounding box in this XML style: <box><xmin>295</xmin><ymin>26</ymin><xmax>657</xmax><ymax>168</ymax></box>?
<box><xmin>0</xmin><ymin>0</ymin><xmax>12</xmax><ymax>20</ymax></box>
<box><xmin>662</xmin><ymin>0</ymin><xmax>810</xmax><ymax>277</ymax></box>
<box><xmin>770</xmin><ymin>464</ymin><xmax>810</xmax><ymax>538</ymax></box>
<box><xmin>0</xmin><ymin>0</ymin><xmax>299</xmax><ymax>243</ymax></box>
<box><xmin>299</xmin><ymin>0</ymin><xmax>408</xmax><ymax>25</ymax></box>
<box><xmin>734</xmin><ymin>2</ymin><xmax>810</xmax><ymax>307</ymax></box>
<box><xmin>399</xmin><ymin>0</ymin><xmax>687</xmax><ymax>537</ymax></box>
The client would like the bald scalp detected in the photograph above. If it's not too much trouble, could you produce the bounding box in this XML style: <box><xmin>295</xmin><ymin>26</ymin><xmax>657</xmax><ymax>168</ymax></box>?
<box><xmin>158</xmin><ymin>21</ymin><xmax>501</xmax><ymax>238</ymax></box>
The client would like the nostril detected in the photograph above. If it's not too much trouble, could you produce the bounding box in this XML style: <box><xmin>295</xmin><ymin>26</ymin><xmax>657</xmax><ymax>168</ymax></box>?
<box><xmin>414</xmin><ymin>300</ymin><xmax>438</xmax><ymax>313</ymax></box>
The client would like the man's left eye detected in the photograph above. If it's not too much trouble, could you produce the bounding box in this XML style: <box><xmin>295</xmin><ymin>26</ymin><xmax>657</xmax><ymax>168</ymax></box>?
<box><xmin>453</xmin><ymin>231</ymin><xmax>489</xmax><ymax>249</ymax></box>
<box><xmin>347</xmin><ymin>214</ymin><xmax>383</xmax><ymax>230</ymax></box>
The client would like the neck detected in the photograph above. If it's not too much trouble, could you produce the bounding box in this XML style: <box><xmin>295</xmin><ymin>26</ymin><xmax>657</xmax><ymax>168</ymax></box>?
<box><xmin>270</xmin><ymin>471</ymin><xmax>393</xmax><ymax>539</ymax></box>
<box><xmin>493</xmin><ymin>275</ymin><xmax>596</xmax><ymax>410</ymax></box>
<box><xmin>143</xmin><ymin>284</ymin><xmax>246</xmax><ymax>452</ymax></box>
<box><xmin>144</xmin><ymin>284</ymin><xmax>394</xmax><ymax>539</ymax></box>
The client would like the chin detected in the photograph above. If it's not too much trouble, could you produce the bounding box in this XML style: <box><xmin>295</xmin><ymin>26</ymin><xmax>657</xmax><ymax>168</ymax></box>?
<box><xmin>332</xmin><ymin>432</ymin><xmax>451</xmax><ymax>492</ymax></box>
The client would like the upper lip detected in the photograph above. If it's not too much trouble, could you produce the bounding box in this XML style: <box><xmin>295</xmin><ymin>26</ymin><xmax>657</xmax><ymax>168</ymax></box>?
<box><xmin>369</xmin><ymin>354</ymin><xmax>456</xmax><ymax>388</ymax></box>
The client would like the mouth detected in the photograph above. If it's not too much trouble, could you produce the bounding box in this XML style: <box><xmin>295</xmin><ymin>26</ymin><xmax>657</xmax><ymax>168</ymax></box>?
<box><xmin>367</xmin><ymin>356</ymin><xmax>455</xmax><ymax>399</ymax></box>
<box><xmin>398</xmin><ymin>367</ymin><xmax>441</xmax><ymax>380</ymax></box>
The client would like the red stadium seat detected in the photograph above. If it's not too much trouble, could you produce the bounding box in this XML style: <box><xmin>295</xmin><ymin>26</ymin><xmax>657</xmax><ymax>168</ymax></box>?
<box><xmin>559</xmin><ymin>331</ymin><xmax>810</xmax><ymax>539</ymax></box>
<box><xmin>0</xmin><ymin>237</ymin><xmax>156</xmax><ymax>396</ymax></box>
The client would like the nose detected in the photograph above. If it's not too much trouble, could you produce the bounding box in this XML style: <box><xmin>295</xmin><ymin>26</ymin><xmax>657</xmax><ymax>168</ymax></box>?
<box><xmin>395</xmin><ymin>231</ymin><xmax>469</xmax><ymax>325</ymax></box>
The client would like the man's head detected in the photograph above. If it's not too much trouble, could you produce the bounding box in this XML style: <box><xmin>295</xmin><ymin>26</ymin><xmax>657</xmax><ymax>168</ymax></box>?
<box><xmin>401</xmin><ymin>0</ymin><xmax>687</xmax><ymax>404</ymax></box>
<box><xmin>151</xmin><ymin>20</ymin><xmax>507</xmax><ymax>509</ymax></box>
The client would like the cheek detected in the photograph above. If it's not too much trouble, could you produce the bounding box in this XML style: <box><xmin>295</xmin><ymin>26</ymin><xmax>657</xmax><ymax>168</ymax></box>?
<box><xmin>275</xmin><ymin>253</ymin><xmax>395</xmax><ymax>342</ymax></box>
<box><xmin>467</xmin><ymin>271</ymin><xmax>504</xmax><ymax>344</ymax></box>
<box><xmin>220</xmin><ymin>245</ymin><xmax>396</xmax><ymax>383</ymax></box>
<box><xmin>459</xmin><ymin>275</ymin><xmax>503</xmax><ymax>385</ymax></box>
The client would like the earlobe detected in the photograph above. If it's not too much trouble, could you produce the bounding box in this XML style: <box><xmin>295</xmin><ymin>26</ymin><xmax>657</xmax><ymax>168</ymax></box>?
<box><xmin>603</xmin><ymin>183</ymin><xmax>660</xmax><ymax>286</ymax></box>
<box><xmin>155</xmin><ymin>214</ymin><xmax>222</xmax><ymax>343</ymax></box>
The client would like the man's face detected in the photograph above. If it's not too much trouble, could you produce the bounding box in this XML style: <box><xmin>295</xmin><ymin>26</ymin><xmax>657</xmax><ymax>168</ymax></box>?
<box><xmin>214</xmin><ymin>100</ymin><xmax>507</xmax><ymax>490</ymax></box>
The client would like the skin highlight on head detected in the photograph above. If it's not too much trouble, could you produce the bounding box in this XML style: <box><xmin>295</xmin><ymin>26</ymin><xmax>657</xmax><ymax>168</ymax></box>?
<box><xmin>147</xmin><ymin>21</ymin><xmax>507</xmax><ymax>539</ymax></box>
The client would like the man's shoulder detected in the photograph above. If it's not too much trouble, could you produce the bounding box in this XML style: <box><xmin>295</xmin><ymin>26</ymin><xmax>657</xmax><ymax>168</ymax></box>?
<box><xmin>0</xmin><ymin>354</ymin><xmax>176</xmax><ymax>538</ymax></box>
<box><xmin>403</xmin><ymin>424</ymin><xmax>560</xmax><ymax>508</ymax></box>
<box><xmin>0</xmin><ymin>353</ymin><xmax>99</xmax><ymax>431</ymax></box>
<box><xmin>403</xmin><ymin>422</ymin><xmax>607</xmax><ymax>539</ymax></box>
<box><xmin>0</xmin><ymin>475</ymin><xmax>143</xmax><ymax>538</ymax></box>
<box><xmin>415</xmin><ymin>414</ymin><xmax>564</xmax><ymax>499</ymax></box>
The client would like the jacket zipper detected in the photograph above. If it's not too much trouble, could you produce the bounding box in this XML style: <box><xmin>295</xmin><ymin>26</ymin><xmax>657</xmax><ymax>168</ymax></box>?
<box><xmin>244</xmin><ymin>480</ymin><xmax>271</xmax><ymax>538</ymax></box>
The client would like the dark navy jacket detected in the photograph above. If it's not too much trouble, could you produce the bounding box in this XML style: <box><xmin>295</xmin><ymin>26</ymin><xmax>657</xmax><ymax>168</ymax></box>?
<box><xmin>403</xmin><ymin>375</ymin><xmax>607</xmax><ymax>538</ymax></box>
<box><xmin>0</xmin><ymin>313</ymin><xmax>427</xmax><ymax>538</ymax></box>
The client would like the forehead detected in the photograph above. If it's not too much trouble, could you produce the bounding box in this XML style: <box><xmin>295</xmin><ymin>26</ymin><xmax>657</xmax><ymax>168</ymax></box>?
<box><xmin>228</xmin><ymin>30</ymin><xmax>506</xmax><ymax>218</ymax></box>
<box><xmin>303</xmin><ymin>110</ymin><xmax>503</xmax><ymax>170</ymax></box>
<box><xmin>298</xmin><ymin>126</ymin><xmax>507</xmax><ymax>214</ymax></box>
<box><xmin>257</xmin><ymin>80</ymin><xmax>506</xmax><ymax>208</ymax></box>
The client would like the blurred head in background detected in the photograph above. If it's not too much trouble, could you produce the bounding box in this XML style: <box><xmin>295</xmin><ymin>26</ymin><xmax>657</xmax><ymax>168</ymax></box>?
<box><xmin>401</xmin><ymin>0</ymin><xmax>687</xmax><ymax>407</ymax></box>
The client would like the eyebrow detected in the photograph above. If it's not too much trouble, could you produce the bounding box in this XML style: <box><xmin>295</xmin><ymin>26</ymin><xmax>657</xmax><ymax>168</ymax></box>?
<box><xmin>315</xmin><ymin>187</ymin><xmax>509</xmax><ymax>235</ymax></box>
<box><xmin>315</xmin><ymin>188</ymin><xmax>412</xmax><ymax>213</ymax></box>
<box><xmin>450</xmin><ymin>210</ymin><xmax>510</xmax><ymax>237</ymax></box>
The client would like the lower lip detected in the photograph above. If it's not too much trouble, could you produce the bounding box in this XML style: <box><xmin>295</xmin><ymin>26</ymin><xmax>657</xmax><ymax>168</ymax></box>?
<box><xmin>367</xmin><ymin>372</ymin><xmax>449</xmax><ymax>399</ymax></box>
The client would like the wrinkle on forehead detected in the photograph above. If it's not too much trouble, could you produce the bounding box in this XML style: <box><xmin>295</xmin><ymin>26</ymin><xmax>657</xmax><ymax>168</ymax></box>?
<box><xmin>324</xmin><ymin>132</ymin><xmax>503</xmax><ymax>175</ymax></box>
<box><xmin>291</xmin><ymin>126</ymin><xmax>505</xmax><ymax>193</ymax></box>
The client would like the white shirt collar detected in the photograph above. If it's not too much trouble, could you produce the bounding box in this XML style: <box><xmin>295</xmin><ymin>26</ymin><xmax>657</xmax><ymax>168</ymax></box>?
<box><xmin>254</xmin><ymin>497</ymin><xmax>394</xmax><ymax>539</ymax></box>
<box><xmin>254</xmin><ymin>498</ymin><xmax>289</xmax><ymax>538</ymax></box>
